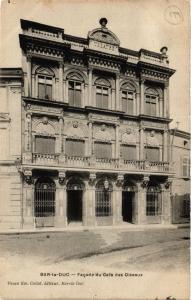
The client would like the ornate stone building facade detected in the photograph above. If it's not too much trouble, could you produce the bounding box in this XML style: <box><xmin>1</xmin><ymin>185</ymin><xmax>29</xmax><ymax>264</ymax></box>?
<box><xmin>0</xmin><ymin>18</ymin><xmax>178</xmax><ymax>229</ymax></box>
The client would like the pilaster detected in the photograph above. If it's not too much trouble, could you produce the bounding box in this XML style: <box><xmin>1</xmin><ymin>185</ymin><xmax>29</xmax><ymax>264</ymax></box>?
<box><xmin>55</xmin><ymin>171</ymin><xmax>67</xmax><ymax>227</ymax></box>
<box><xmin>83</xmin><ymin>173</ymin><xmax>96</xmax><ymax>226</ymax></box>
<box><xmin>112</xmin><ymin>174</ymin><xmax>124</xmax><ymax>225</ymax></box>
<box><xmin>135</xmin><ymin>176</ymin><xmax>149</xmax><ymax>224</ymax></box>
<box><xmin>161</xmin><ymin>178</ymin><xmax>172</xmax><ymax>224</ymax></box>
<box><xmin>22</xmin><ymin>169</ymin><xmax>34</xmax><ymax>229</ymax></box>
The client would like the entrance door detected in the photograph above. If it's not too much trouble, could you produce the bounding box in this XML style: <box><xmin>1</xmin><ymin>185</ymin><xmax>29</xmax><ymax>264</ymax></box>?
<box><xmin>67</xmin><ymin>190</ymin><xmax>83</xmax><ymax>223</ymax></box>
<box><xmin>122</xmin><ymin>191</ymin><xmax>133</xmax><ymax>223</ymax></box>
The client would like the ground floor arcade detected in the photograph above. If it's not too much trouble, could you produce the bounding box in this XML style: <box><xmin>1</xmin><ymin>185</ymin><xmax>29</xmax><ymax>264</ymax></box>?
<box><xmin>22</xmin><ymin>169</ymin><xmax>172</xmax><ymax>228</ymax></box>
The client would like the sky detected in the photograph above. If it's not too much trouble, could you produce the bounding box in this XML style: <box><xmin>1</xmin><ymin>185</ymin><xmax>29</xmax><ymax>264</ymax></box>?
<box><xmin>0</xmin><ymin>0</ymin><xmax>190</xmax><ymax>132</ymax></box>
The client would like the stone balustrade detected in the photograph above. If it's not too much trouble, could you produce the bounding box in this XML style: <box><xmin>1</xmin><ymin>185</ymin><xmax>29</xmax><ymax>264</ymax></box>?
<box><xmin>28</xmin><ymin>153</ymin><xmax>172</xmax><ymax>173</ymax></box>
<box><xmin>32</xmin><ymin>153</ymin><xmax>59</xmax><ymax>165</ymax></box>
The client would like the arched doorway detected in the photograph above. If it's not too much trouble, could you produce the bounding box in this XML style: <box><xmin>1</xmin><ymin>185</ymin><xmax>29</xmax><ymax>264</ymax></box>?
<box><xmin>122</xmin><ymin>182</ymin><xmax>137</xmax><ymax>223</ymax></box>
<box><xmin>35</xmin><ymin>178</ymin><xmax>56</xmax><ymax>227</ymax></box>
<box><xmin>67</xmin><ymin>178</ymin><xmax>84</xmax><ymax>223</ymax></box>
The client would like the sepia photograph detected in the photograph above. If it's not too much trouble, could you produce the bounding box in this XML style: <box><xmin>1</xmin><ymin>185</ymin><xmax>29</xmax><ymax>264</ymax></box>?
<box><xmin>0</xmin><ymin>0</ymin><xmax>190</xmax><ymax>299</ymax></box>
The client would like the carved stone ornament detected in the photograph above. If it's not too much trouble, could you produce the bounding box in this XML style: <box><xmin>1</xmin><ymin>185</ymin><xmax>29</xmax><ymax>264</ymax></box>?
<box><xmin>59</xmin><ymin>172</ymin><xmax>66</xmax><ymax>185</ymax></box>
<box><xmin>73</xmin><ymin>121</ymin><xmax>78</xmax><ymax>128</ymax></box>
<box><xmin>116</xmin><ymin>174</ymin><xmax>124</xmax><ymax>187</ymax></box>
<box><xmin>42</xmin><ymin>116</ymin><xmax>48</xmax><ymax>125</ymax></box>
<box><xmin>141</xmin><ymin>176</ymin><xmax>150</xmax><ymax>188</ymax></box>
<box><xmin>23</xmin><ymin>169</ymin><xmax>33</xmax><ymax>185</ymax></box>
<box><xmin>89</xmin><ymin>173</ymin><xmax>96</xmax><ymax>185</ymax></box>
<box><xmin>164</xmin><ymin>178</ymin><xmax>173</xmax><ymax>189</ymax></box>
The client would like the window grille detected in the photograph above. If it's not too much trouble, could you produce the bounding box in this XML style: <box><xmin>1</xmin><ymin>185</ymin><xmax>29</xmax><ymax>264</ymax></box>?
<box><xmin>68</xmin><ymin>81</ymin><xmax>82</xmax><ymax>107</ymax></box>
<box><xmin>94</xmin><ymin>141</ymin><xmax>112</xmax><ymax>159</ymax></box>
<box><xmin>38</xmin><ymin>75</ymin><xmax>52</xmax><ymax>100</ymax></box>
<box><xmin>146</xmin><ymin>186</ymin><xmax>162</xmax><ymax>216</ymax></box>
<box><xmin>65</xmin><ymin>139</ymin><xmax>85</xmax><ymax>157</ymax></box>
<box><xmin>121</xmin><ymin>144</ymin><xmax>136</xmax><ymax>160</ymax></box>
<box><xmin>35</xmin><ymin>179</ymin><xmax>56</xmax><ymax>218</ymax></box>
<box><xmin>35</xmin><ymin>136</ymin><xmax>55</xmax><ymax>154</ymax></box>
<box><xmin>145</xmin><ymin>146</ymin><xmax>160</xmax><ymax>161</ymax></box>
<box><xmin>95</xmin><ymin>181</ymin><xmax>112</xmax><ymax>217</ymax></box>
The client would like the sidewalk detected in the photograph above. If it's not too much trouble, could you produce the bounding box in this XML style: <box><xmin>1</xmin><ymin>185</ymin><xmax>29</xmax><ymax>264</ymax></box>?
<box><xmin>0</xmin><ymin>223</ymin><xmax>184</xmax><ymax>235</ymax></box>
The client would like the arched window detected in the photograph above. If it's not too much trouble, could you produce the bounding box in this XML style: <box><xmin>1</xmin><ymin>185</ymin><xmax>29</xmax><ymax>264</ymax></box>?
<box><xmin>121</xmin><ymin>83</ymin><xmax>136</xmax><ymax>114</ymax></box>
<box><xmin>146</xmin><ymin>184</ymin><xmax>162</xmax><ymax>216</ymax></box>
<box><xmin>36</xmin><ymin>67</ymin><xmax>54</xmax><ymax>100</ymax></box>
<box><xmin>35</xmin><ymin>178</ymin><xmax>56</xmax><ymax>219</ymax></box>
<box><xmin>145</xmin><ymin>88</ymin><xmax>159</xmax><ymax>116</ymax></box>
<box><xmin>95</xmin><ymin>179</ymin><xmax>112</xmax><ymax>217</ymax></box>
<box><xmin>67</xmin><ymin>73</ymin><xmax>84</xmax><ymax>107</ymax></box>
<box><xmin>95</xmin><ymin>78</ymin><xmax>111</xmax><ymax>109</ymax></box>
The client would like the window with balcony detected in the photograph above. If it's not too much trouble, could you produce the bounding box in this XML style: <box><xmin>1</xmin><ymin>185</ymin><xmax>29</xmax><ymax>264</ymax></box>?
<box><xmin>146</xmin><ymin>185</ymin><xmax>162</xmax><ymax>216</ymax></box>
<box><xmin>145</xmin><ymin>146</ymin><xmax>160</xmax><ymax>161</ymax></box>
<box><xmin>121</xmin><ymin>144</ymin><xmax>136</xmax><ymax>160</ymax></box>
<box><xmin>35</xmin><ymin>136</ymin><xmax>55</xmax><ymax>154</ymax></box>
<box><xmin>94</xmin><ymin>141</ymin><xmax>112</xmax><ymax>159</ymax></box>
<box><xmin>95</xmin><ymin>78</ymin><xmax>111</xmax><ymax>110</ymax></box>
<box><xmin>182</xmin><ymin>156</ymin><xmax>190</xmax><ymax>178</ymax></box>
<box><xmin>68</xmin><ymin>81</ymin><xmax>82</xmax><ymax>107</ymax></box>
<box><xmin>38</xmin><ymin>75</ymin><xmax>53</xmax><ymax>100</ymax></box>
<box><xmin>65</xmin><ymin>139</ymin><xmax>85</xmax><ymax>157</ymax></box>
<box><xmin>145</xmin><ymin>88</ymin><xmax>159</xmax><ymax>116</ymax></box>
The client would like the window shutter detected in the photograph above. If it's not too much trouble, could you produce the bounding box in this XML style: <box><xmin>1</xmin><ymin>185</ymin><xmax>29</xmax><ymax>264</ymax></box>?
<box><xmin>145</xmin><ymin>147</ymin><xmax>160</xmax><ymax>161</ymax></box>
<box><xmin>35</xmin><ymin>137</ymin><xmax>55</xmax><ymax>154</ymax></box>
<box><xmin>121</xmin><ymin>145</ymin><xmax>136</xmax><ymax>160</ymax></box>
<box><xmin>95</xmin><ymin>142</ymin><xmax>112</xmax><ymax>159</ymax></box>
<box><xmin>65</xmin><ymin>139</ymin><xmax>85</xmax><ymax>157</ymax></box>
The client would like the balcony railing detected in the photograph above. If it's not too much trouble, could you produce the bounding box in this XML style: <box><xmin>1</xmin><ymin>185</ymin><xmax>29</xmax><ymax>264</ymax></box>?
<box><xmin>26</xmin><ymin>153</ymin><xmax>172</xmax><ymax>173</ymax></box>
<box><xmin>32</xmin><ymin>153</ymin><xmax>59</xmax><ymax>165</ymax></box>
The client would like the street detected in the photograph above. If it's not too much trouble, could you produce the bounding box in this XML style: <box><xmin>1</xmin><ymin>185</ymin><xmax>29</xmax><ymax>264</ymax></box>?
<box><xmin>0</xmin><ymin>227</ymin><xmax>189</xmax><ymax>299</ymax></box>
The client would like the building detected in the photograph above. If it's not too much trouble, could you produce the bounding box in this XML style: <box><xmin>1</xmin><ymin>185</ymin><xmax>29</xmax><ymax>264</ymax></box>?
<box><xmin>0</xmin><ymin>18</ymin><xmax>180</xmax><ymax>229</ymax></box>
<box><xmin>170</xmin><ymin>129</ymin><xmax>190</xmax><ymax>224</ymax></box>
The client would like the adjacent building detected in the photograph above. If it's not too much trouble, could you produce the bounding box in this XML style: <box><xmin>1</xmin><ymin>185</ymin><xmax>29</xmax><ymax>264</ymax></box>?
<box><xmin>1</xmin><ymin>18</ymin><xmax>188</xmax><ymax>229</ymax></box>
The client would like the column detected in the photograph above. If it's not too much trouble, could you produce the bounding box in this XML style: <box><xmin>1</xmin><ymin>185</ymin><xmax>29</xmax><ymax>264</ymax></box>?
<box><xmin>136</xmin><ymin>91</ymin><xmax>140</xmax><ymax>115</ymax></box>
<box><xmin>32</xmin><ymin>74</ymin><xmax>35</xmax><ymax>98</ymax></box>
<box><xmin>111</xmin><ymin>88</ymin><xmax>116</xmax><ymax>110</ymax></box>
<box><xmin>139</xmin><ymin>127</ymin><xmax>144</xmax><ymax>160</ymax></box>
<box><xmin>115</xmin><ymin>74</ymin><xmax>120</xmax><ymax>110</ymax></box>
<box><xmin>26</xmin><ymin>56</ymin><xmax>32</xmax><ymax>97</ymax></box>
<box><xmin>112</xmin><ymin>175</ymin><xmax>123</xmax><ymax>225</ymax></box>
<box><xmin>115</xmin><ymin>124</ymin><xmax>119</xmax><ymax>159</ymax></box>
<box><xmin>159</xmin><ymin>96</ymin><xmax>163</xmax><ymax>117</ymax></box>
<box><xmin>140</xmin><ymin>78</ymin><xmax>145</xmax><ymax>115</ymax></box>
<box><xmin>163</xmin><ymin>130</ymin><xmax>168</xmax><ymax>161</ymax></box>
<box><xmin>55</xmin><ymin>172</ymin><xmax>67</xmax><ymax>227</ymax></box>
<box><xmin>59</xmin><ymin>61</ymin><xmax>64</xmax><ymax>101</ymax></box>
<box><xmin>59</xmin><ymin>117</ymin><xmax>63</xmax><ymax>153</ymax></box>
<box><xmin>135</xmin><ymin>176</ymin><xmax>149</xmax><ymax>224</ymax></box>
<box><xmin>63</xmin><ymin>79</ymin><xmax>68</xmax><ymax>103</ymax></box>
<box><xmin>83</xmin><ymin>174</ymin><xmax>96</xmax><ymax>226</ymax></box>
<box><xmin>22</xmin><ymin>169</ymin><xmax>34</xmax><ymax>229</ymax></box>
<box><xmin>88</xmin><ymin>122</ymin><xmax>93</xmax><ymax>156</ymax></box>
<box><xmin>84</xmin><ymin>83</ymin><xmax>88</xmax><ymax>107</ymax></box>
<box><xmin>164</xmin><ymin>82</ymin><xmax>169</xmax><ymax>118</ymax></box>
<box><xmin>161</xmin><ymin>179</ymin><xmax>172</xmax><ymax>224</ymax></box>
<box><xmin>88</xmin><ymin>68</ymin><xmax>92</xmax><ymax>106</ymax></box>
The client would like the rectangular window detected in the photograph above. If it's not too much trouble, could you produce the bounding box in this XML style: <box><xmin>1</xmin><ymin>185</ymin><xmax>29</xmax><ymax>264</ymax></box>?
<box><xmin>182</xmin><ymin>157</ymin><xmax>190</xmax><ymax>178</ymax></box>
<box><xmin>145</xmin><ymin>147</ymin><xmax>160</xmax><ymax>161</ymax></box>
<box><xmin>94</xmin><ymin>142</ymin><xmax>112</xmax><ymax>159</ymax></box>
<box><xmin>122</xmin><ymin>91</ymin><xmax>134</xmax><ymax>114</ymax></box>
<box><xmin>65</xmin><ymin>139</ymin><xmax>85</xmax><ymax>157</ymax></box>
<box><xmin>68</xmin><ymin>81</ymin><xmax>81</xmax><ymax>107</ymax></box>
<box><xmin>121</xmin><ymin>144</ymin><xmax>136</xmax><ymax>160</ymax></box>
<box><xmin>96</xmin><ymin>86</ymin><xmax>109</xmax><ymax>109</ymax></box>
<box><xmin>38</xmin><ymin>76</ymin><xmax>52</xmax><ymax>100</ymax></box>
<box><xmin>35</xmin><ymin>136</ymin><xmax>55</xmax><ymax>154</ymax></box>
<box><xmin>145</xmin><ymin>95</ymin><xmax>157</xmax><ymax>116</ymax></box>
<box><xmin>146</xmin><ymin>192</ymin><xmax>161</xmax><ymax>216</ymax></box>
